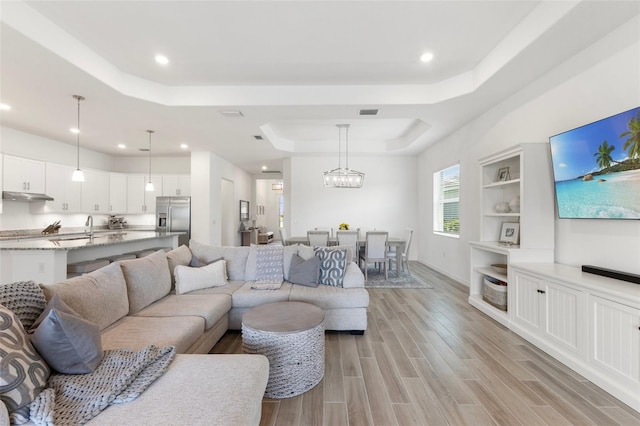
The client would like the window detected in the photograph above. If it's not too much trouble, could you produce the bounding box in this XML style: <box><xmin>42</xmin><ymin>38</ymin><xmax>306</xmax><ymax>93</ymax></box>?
<box><xmin>278</xmin><ymin>195</ymin><xmax>284</xmax><ymax>229</ymax></box>
<box><xmin>433</xmin><ymin>164</ymin><xmax>460</xmax><ymax>236</ymax></box>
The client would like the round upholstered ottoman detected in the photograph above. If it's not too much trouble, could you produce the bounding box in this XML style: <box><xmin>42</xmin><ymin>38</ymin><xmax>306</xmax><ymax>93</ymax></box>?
<box><xmin>242</xmin><ymin>301</ymin><xmax>325</xmax><ymax>399</ymax></box>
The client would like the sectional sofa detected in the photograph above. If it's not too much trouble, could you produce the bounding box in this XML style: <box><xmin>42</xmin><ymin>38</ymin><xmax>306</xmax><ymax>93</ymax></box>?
<box><xmin>1</xmin><ymin>240</ymin><xmax>368</xmax><ymax>425</ymax></box>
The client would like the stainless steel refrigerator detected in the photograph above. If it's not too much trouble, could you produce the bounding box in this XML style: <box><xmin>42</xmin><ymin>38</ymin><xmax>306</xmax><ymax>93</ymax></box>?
<box><xmin>156</xmin><ymin>196</ymin><xmax>191</xmax><ymax>246</ymax></box>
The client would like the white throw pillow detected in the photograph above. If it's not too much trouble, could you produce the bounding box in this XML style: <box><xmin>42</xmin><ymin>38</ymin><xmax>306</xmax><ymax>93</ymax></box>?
<box><xmin>174</xmin><ymin>260</ymin><xmax>228</xmax><ymax>295</ymax></box>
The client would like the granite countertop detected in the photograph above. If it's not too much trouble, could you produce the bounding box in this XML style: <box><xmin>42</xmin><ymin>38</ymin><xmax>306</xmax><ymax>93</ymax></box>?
<box><xmin>0</xmin><ymin>230</ymin><xmax>184</xmax><ymax>251</ymax></box>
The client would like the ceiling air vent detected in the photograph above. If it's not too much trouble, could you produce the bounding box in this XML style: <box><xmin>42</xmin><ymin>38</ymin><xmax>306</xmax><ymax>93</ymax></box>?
<box><xmin>359</xmin><ymin>109</ymin><xmax>379</xmax><ymax>116</ymax></box>
<box><xmin>139</xmin><ymin>148</ymin><xmax>149</xmax><ymax>152</ymax></box>
<box><xmin>219</xmin><ymin>110</ymin><xmax>244</xmax><ymax>117</ymax></box>
<box><xmin>254</xmin><ymin>135</ymin><xmax>264</xmax><ymax>140</ymax></box>
<box><xmin>262</xmin><ymin>170</ymin><xmax>281</xmax><ymax>174</ymax></box>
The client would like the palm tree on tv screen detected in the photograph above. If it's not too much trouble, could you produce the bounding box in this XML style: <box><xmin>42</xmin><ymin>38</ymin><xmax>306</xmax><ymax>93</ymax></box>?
<box><xmin>594</xmin><ymin>140</ymin><xmax>616</xmax><ymax>170</ymax></box>
<box><xmin>620</xmin><ymin>110</ymin><xmax>640</xmax><ymax>166</ymax></box>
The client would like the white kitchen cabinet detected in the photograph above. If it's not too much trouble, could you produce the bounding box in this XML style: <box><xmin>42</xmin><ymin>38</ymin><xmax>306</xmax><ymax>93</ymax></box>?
<box><xmin>3</xmin><ymin>155</ymin><xmax>46</xmax><ymax>193</ymax></box>
<box><xmin>127</xmin><ymin>175</ymin><xmax>162</xmax><ymax>214</ymax></box>
<box><xmin>162</xmin><ymin>175</ymin><xmax>190</xmax><ymax>196</ymax></box>
<box><xmin>44</xmin><ymin>163</ymin><xmax>82</xmax><ymax>212</ymax></box>
<box><xmin>109</xmin><ymin>173</ymin><xmax>127</xmax><ymax>214</ymax></box>
<box><xmin>82</xmin><ymin>170</ymin><xmax>110</xmax><ymax>213</ymax></box>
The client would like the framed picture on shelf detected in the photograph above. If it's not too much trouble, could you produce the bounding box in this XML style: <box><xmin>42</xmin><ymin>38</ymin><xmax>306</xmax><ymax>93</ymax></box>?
<box><xmin>497</xmin><ymin>167</ymin><xmax>510</xmax><ymax>182</ymax></box>
<box><xmin>499</xmin><ymin>222</ymin><xmax>520</xmax><ymax>245</ymax></box>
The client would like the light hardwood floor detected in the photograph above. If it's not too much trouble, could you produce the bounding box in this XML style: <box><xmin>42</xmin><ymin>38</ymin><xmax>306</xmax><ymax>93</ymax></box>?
<box><xmin>212</xmin><ymin>262</ymin><xmax>640</xmax><ymax>425</ymax></box>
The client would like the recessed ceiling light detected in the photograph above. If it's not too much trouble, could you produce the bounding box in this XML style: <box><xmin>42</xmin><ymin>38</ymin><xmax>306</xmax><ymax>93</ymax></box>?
<box><xmin>420</xmin><ymin>52</ymin><xmax>434</xmax><ymax>63</ymax></box>
<box><xmin>117</xmin><ymin>144</ymin><xmax>126</xmax><ymax>149</ymax></box>
<box><xmin>155</xmin><ymin>54</ymin><xmax>169</xmax><ymax>65</ymax></box>
<box><xmin>0</xmin><ymin>103</ymin><xmax>11</xmax><ymax>110</ymax></box>
<box><xmin>180</xmin><ymin>143</ymin><xmax>189</xmax><ymax>149</ymax></box>
<box><xmin>70</xmin><ymin>128</ymin><xmax>80</xmax><ymax>134</ymax></box>
<box><xmin>261</xmin><ymin>165</ymin><xmax>268</xmax><ymax>171</ymax></box>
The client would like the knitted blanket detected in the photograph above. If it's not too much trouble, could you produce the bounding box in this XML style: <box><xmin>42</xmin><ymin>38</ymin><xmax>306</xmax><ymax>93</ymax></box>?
<box><xmin>26</xmin><ymin>345</ymin><xmax>175</xmax><ymax>426</ymax></box>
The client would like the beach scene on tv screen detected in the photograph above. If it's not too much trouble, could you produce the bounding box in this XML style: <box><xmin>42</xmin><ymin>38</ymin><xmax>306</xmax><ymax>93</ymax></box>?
<box><xmin>550</xmin><ymin>106</ymin><xmax>640</xmax><ymax>219</ymax></box>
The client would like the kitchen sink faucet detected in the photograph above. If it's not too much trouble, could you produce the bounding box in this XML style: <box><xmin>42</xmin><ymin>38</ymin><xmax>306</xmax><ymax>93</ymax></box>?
<box><xmin>85</xmin><ymin>215</ymin><xmax>93</xmax><ymax>236</ymax></box>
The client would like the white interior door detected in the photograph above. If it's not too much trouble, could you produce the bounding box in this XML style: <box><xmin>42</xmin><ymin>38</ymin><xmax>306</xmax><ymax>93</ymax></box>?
<box><xmin>221</xmin><ymin>178</ymin><xmax>235</xmax><ymax>246</ymax></box>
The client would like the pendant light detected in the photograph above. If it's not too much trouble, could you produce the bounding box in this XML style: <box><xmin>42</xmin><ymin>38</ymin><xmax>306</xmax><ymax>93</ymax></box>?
<box><xmin>322</xmin><ymin>124</ymin><xmax>365</xmax><ymax>188</ymax></box>
<box><xmin>71</xmin><ymin>95</ymin><xmax>85</xmax><ymax>182</ymax></box>
<box><xmin>145</xmin><ymin>130</ymin><xmax>155</xmax><ymax>191</ymax></box>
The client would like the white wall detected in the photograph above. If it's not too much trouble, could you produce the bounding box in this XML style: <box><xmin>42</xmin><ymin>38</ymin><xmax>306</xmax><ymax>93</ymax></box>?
<box><xmin>190</xmin><ymin>151</ymin><xmax>252</xmax><ymax>246</ymax></box>
<box><xmin>287</xmin><ymin>155</ymin><xmax>418</xmax><ymax>259</ymax></box>
<box><xmin>418</xmin><ymin>23</ymin><xmax>640</xmax><ymax>282</ymax></box>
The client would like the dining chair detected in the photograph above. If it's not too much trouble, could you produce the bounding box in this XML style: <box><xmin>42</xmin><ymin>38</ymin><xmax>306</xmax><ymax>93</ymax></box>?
<box><xmin>359</xmin><ymin>231</ymin><xmax>389</xmax><ymax>280</ymax></box>
<box><xmin>336</xmin><ymin>230</ymin><xmax>358</xmax><ymax>262</ymax></box>
<box><xmin>279</xmin><ymin>228</ymin><xmax>288</xmax><ymax>246</ymax></box>
<box><xmin>315</xmin><ymin>227</ymin><xmax>333</xmax><ymax>238</ymax></box>
<box><xmin>388</xmin><ymin>228</ymin><xmax>413</xmax><ymax>275</ymax></box>
<box><xmin>307</xmin><ymin>230</ymin><xmax>330</xmax><ymax>246</ymax></box>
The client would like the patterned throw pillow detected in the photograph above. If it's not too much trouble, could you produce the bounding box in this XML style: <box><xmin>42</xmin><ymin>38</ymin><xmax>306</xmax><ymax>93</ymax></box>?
<box><xmin>313</xmin><ymin>247</ymin><xmax>347</xmax><ymax>287</ymax></box>
<box><xmin>0</xmin><ymin>281</ymin><xmax>47</xmax><ymax>330</ymax></box>
<box><xmin>255</xmin><ymin>246</ymin><xmax>284</xmax><ymax>284</ymax></box>
<box><xmin>0</xmin><ymin>304</ymin><xmax>50</xmax><ymax>419</ymax></box>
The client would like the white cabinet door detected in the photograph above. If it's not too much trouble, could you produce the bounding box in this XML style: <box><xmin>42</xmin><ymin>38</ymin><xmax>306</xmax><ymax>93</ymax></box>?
<box><xmin>109</xmin><ymin>173</ymin><xmax>127</xmax><ymax>213</ymax></box>
<box><xmin>126</xmin><ymin>175</ymin><xmax>146</xmax><ymax>213</ymax></box>
<box><xmin>589</xmin><ymin>296</ymin><xmax>640</xmax><ymax>389</ymax></box>
<box><xmin>512</xmin><ymin>269</ymin><xmax>583</xmax><ymax>356</ymax></box>
<box><xmin>82</xmin><ymin>170</ymin><xmax>109</xmax><ymax>213</ymax></box>
<box><xmin>543</xmin><ymin>280</ymin><xmax>582</xmax><ymax>355</ymax></box>
<box><xmin>162</xmin><ymin>175</ymin><xmax>190</xmax><ymax>196</ymax></box>
<box><xmin>512</xmin><ymin>271</ymin><xmax>543</xmax><ymax>331</ymax></box>
<box><xmin>3</xmin><ymin>155</ymin><xmax>46</xmax><ymax>193</ymax></box>
<box><xmin>45</xmin><ymin>163</ymin><xmax>82</xmax><ymax>212</ymax></box>
<box><xmin>127</xmin><ymin>174</ymin><xmax>162</xmax><ymax>214</ymax></box>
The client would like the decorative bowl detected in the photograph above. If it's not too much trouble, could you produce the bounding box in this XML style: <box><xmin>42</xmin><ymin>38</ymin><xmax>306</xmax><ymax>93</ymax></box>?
<box><xmin>494</xmin><ymin>202</ymin><xmax>511</xmax><ymax>213</ymax></box>
<box><xmin>490</xmin><ymin>264</ymin><xmax>508</xmax><ymax>274</ymax></box>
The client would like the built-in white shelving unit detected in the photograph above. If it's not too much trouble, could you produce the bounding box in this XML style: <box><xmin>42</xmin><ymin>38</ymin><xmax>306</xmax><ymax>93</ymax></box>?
<box><xmin>469</xmin><ymin>144</ymin><xmax>556</xmax><ymax>325</ymax></box>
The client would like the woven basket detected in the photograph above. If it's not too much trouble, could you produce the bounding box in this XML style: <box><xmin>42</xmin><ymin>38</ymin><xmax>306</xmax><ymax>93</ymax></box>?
<box><xmin>483</xmin><ymin>277</ymin><xmax>507</xmax><ymax>311</ymax></box>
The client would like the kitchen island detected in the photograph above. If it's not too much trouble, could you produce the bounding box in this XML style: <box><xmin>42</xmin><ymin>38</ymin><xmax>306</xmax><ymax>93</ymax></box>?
<box><xmin>0</xmin><ymin>230</ymin><xmax>182</xmax><ymax>285</ymax></box>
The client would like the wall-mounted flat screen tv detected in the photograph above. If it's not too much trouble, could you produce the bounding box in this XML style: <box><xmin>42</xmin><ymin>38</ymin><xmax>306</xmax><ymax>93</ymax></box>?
<box><xmin>549</xmin><ymin>106</ymin><xmax>640</xmax><ymax>219</ymax></box>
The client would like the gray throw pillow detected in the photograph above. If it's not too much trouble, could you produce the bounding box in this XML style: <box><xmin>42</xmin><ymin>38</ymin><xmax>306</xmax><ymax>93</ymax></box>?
<box><xmin>288</xmin><ymin>254</ymin><xmax>320</xmax><ymax>287</ymax></box>
<box><xmin>314</xmin><ymin>247</ymin><xmax>347</xmax><ymax>287</ymax></box>
<box><xmin>30</xmin><ymin>295</ymin><xmax>103</xmax><ymax>374</ymax></box>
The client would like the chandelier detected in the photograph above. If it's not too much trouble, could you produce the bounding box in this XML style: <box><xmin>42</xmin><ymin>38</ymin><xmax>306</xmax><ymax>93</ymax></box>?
<box><xmin>322</xmin><ymin>124</ymin><xmax>365</xmax><ymax>188</ymax></box>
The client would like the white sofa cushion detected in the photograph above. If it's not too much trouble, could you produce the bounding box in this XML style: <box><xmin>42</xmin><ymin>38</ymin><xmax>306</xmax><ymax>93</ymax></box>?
<box><xmin>41</xmin><ymin>262</ymin><xmax>129</xmax><ymax>331</ymax></box>
<box><xmin>231</xmin><ymin>282</ymin><xmax>293</xmax><ymax>309</ymax></box>
<box><xmin>189</xmin><ymin>241</ymin><xmax>249</xmax><ymax>281</ymax></box>
<box><xmin>119</xmin><ymin>250</ymin><xmax>172</xmax><ymax>315</ymax></box>
<box><xmin>134</xmin><ymin>293</ymin><xmax>231</xmax><ymax>329</ymax></box>
<box><xmin>174</xmin><ymin>260</ymin><xmax>228</xmax><ymax>294</ymax></box>
<box><xmin>342</xmin><ymin>262</ymin><xmax>366</xmax><ymax>289</ymax></box>
<box><xmin>85</xmin><ymin>355</ymin><xmax>269</xmax><ymax>426</ymax></box>
<box><xmin>288</xmin><ymin>284</ymin><xmax>370</xmax><ymax>309</ymax></box>
<box><xmin>101</xmin><ymin>315</ymin><xmax>204</xmax><ymax>354</ymax></box>
<box><xmin>166</xmin><ymin>244</ymin><xmax>192</xmax><ymax>287</ymax></box>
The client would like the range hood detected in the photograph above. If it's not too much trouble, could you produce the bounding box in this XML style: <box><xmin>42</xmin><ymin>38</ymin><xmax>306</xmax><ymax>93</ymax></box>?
<box><xmin>2</xmin><ymin>191</ymin><xmax>54</xmax><ymax>202</ymax></box>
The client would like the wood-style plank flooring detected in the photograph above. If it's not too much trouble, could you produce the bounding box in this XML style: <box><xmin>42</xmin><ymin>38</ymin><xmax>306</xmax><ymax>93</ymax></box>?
<box><xmin>211</xmin><ymin>262</ymin><xmax>640</xmax><ymax>425</ymax></box>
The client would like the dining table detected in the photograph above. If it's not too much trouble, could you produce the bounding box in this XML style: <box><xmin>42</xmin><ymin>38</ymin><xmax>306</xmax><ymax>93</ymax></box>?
<box><xmin>285</xmin><ymin>236</ymin><xmax>407</xmax><ymax>276</ymax></box>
